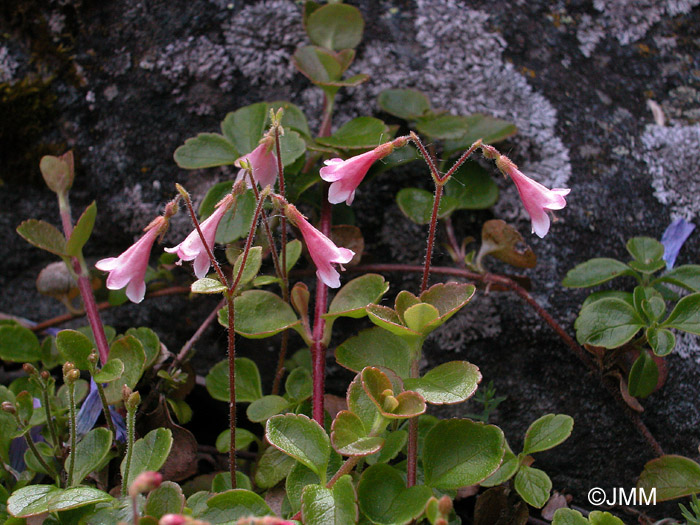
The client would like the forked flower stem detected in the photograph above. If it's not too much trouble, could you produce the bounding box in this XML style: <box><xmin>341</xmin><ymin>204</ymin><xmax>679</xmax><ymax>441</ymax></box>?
<box><xmin>421</xmin><ymin>183</ymin><xmax>443</xmax><ymax>293</ymax></box>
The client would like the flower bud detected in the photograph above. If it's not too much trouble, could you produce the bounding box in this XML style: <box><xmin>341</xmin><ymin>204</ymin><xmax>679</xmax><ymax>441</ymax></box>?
<box><xmin>40</xmin><ymin>371</ymin><xmax>51</xmax><ymax>381</ymax></box>
<box><xmin>128</xmin><ymin>470</ymin><xmax>162</xmax><ymax>497</ymax></box>
<box><xmin>63</xmin><ymin>362</ymin><xmax>76</xmax><ymax>379</ymax></box>
<box><xmin>23</xmin><ymin>363</ymin><xmax>38</xmax><ymax>376</ymax></box>
<box><xmin>480</xmin><ymin>144</ymin><xmax>499</xmax><ymax>160</ymax></box>
<box><xmin>66</xmin><ymin>369</ymin><xmax>80</xmax><ymax>383</ymax></box>
<box><xmin>88</xmin><ymin>352</ymin><xmax>98</xmax><ymax>364</ymax></box>
<box><xmin>435</xmin><ymin>519</ymin><xmax>448</xmax><ymax>525</ymax></box>
<box><xmin>126</xmin><ymin>391</ymin><xmax>141</xmax><ymax>411</ymax></box>
<box><xmin>438</xmin><ymin>495</ymin><xmax>453</xmax><ymax>515</ymax></box>
<box><xmin>159</xmin><ymin>515</ymin><xmax>188</xmax><ymax>525</ymax></box>
<box><xmin>122</xmin><ymin>385</ymin><xmax>133</xmax><ymax>403</ymax></box>
<box><xmin>382</xmin><ymin>394</ymin><xmax>399</xmax><ymax>413</ymax></box>
<box><xmin>1</xmin><ymin>401</ymin><xmax>16</xmax><ymax>414</ymax></box>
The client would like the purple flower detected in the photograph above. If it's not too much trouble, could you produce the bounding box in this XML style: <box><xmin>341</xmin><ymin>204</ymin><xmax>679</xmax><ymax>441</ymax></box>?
<box><xmin>661</xmin><ymin>218</ymin><xmax>695</xmax><ymax>269</ymax></box>
<box><xmin>77</xmin><ymin>379</ymin><xmax>126</xmax><ymax>442</ymax></box>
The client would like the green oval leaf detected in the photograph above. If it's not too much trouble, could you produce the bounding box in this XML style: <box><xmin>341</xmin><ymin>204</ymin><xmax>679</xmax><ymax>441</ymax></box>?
<box><xmin>144</xmin><ymin>481</ymin><xmax>185</xmax><ymax>519</ymax></box>
<box><xmin>0</xmin><ymin>324</ymin><xmax>41</xmax><ymax>363</ymax></box>
<box><xmin>56</xmin><ymin>329</ymin><xmax>94</xmax><ymax>370</ymax></box>
<box><xmin>514</xmin><ymin>466</ymin><xmax>552</xmax><ymax>508</ymax></box>
<box><xmin>661</xmin><ymin>292</ymin><xmax>700</xmax><ymax>335</ymax></box>
<box><xmin>655</xmin><ymin>264</ymin><xmax>700</xmax><ymax>292</ymax></box>
<box><xmin>307</xmin><ymin>3</ymin><xmax>364</xmax><ymax>51</ymax></box>
<box><xmin>174</xmin><ymin>133</ymin><xmax>238</xmax><ymax>169</ymax></box>
<box><xmin>220</xmin><ymin>102</ymin><xmax>268</xmax><ymax>156</ymax></box>
<box><xmin>233</xmin><ymin>246</ymin><xmax>263</xmax><ymax>288</ymax></box>
<box><xmin>254</xmin><ymin>446</ymin><xmax>296</xmax><ymax>489</ymax></box>
<box><xmin>205</xmin><ymin>357</ymin><xmax>262</xmax><ymax>403</ymax></box>
<box><xmin>357</xmin><ymin>464</ymin><xmax>432</xmax><ymax>525</ymax></box>
<box><xmin>403</xmin><ymin>361</ymin><xmax>481</xmax><ymax>405</ymax></box>
<box><xmin>293</xmin><ymin>46</ymin><xmax>342</xmax><ymax>84</ymax></box>
<box><xmin>377</xmin><ymin>88</ymin><xmax>431</xmax><ymax>120</ymax></box>
<box><xmin>396</xmin><ymin>187</ymin><xmax>454</xmax><ymax>225</ymax></box>
<box><xmin>201</xmin><ymin>489</ymin><xmax>272</xmax><ymax>523</ymax></box>
<box><xmin>219</xmin><ymin>290</ymin><xmax>300</xmax><ymax>338</ymax></box>
<box><xmin>286</xmin><ymin>367</ymin><xmax>313</xmax><ymax>402</ymax></box>
<box><xmin>480</xmin><ymin>441</ymin><xmax>519</xmax><ymax>487</ymax></box>
<box><xmin>103</xmin><ymin>335</ymin><xmax>146</xmax><ymax>404</ymax></box>
<box><xmin>563</xmin><ymin>258</ymin><xmax>636</xmax><ymax>288</ymax></box>
<box><xmin>120</xmin><ymin>428</ymin><xmax>173</xmax><ymax>488</ymax></box>
<box><xmin>336</xmin><ymin>327</ymin><xmax>413</xmax><ymax>379</ymax></box>
<box><xmin>246</xmin><ymin>395</ymin><xmax>290</xmax><ymax>423</ymax></box>
<box><xmin>552</xmin><ymin>508</ymin><xmax>590</xmax><ymax>525</ymax></box>
<box><xmin>442</xmin><ymin>113</ymin><xmax>518</xmax><ymax>154</ymax></box>
<box><xmin>124</xmin><ymin>327</ymin><xmax>161</xmax><ymax>368</ymax></box>
<box><xmin>522</xmin><ymin>414</ymin><xmax>574</xmax><ymax>454</ymax></box>
<box><xmin>415</xmin><ymin>114</ymin><xmax>471</xmax><ymax>140</ymax></box>
<box><xmin>65</xmin><ymin>427</ymin><xmax>113</xmax><ymax>486</ymax></box>
<box><xmin>302</xmin><ymin>475</ymin><xmax>358</xmax><ymax>525</ymax></box>
<box><xmin>627</xmin><ymin>351</ymin><xmax>659</xmax><ymax>398</ymax></box>
<box><xmin>91</xmin><ymin>358</ymin><xmax>124</xmax><ymax>383</ymax></box>
<box><xmin>403</xmin><ymin>303</ymin><xmax>440</xmax><ymax>335</ymax></box>
<box><xmin>574</xmin><ymin>298</ymin><xmax>645</xmax><ymax>348</ymax></box>
<box><xmin>637</xmin><ymin>454</ymin><xmax>700</xmax><ymax>501</ymax></box>
<box><xmin>191</xmin><ymin>278</ymin><xmax>227</xmax><ymax>294</ymax></box>
<box><xmin>423</xmin><ymin>419</ymin><xmax>505</xmax><ymax>489</ymax></box>
<box><xmin>7</xmin><ymin>485</ymin><xmax>58</xmax><ymax>517</ymax></box>
<box><xmin>627</xmin><ymin>237</ymin><xmax>664</xmax><ymax>266</ymax></box>
<box><xmin>199</xmin><ymin>184</ymin><xmax>256</xmax><ymax>244</ymax></box>
<box><xmin>278</xmin><ymin>129</ymin><xmax>307</xmax><ymax>167</ymax></box>
<box><xmin>646</xmin><ymin>327</ymin><xmax>676</xmax><ymax>357</ymax></box>
<box><xmin>16</xmin><ymin>219</ymin><xmax>67</xmax><ymax>256</ymax></box>
<box><xmin>316</xmin><ymin>117</ymin><xmax>389</xmax><ymax>150</ymax></box>
<box><xmin>266</xmin><ymin>414</ymin><xmax>331</xmax><ymax>479</ymax></box>
<box><xmin>66</xmin><ymin>202</ymin><xmax>97</xmax><ymax>256</ymax></box>
<box><xmin>331</xmin><ymin>411</ymin><xmax>384</xmax><ymax>457</ymax></box>
<box><xmin>326</xmin><ymin>274</ymin><xmax>390</xmax><ymax>320</ymax></box>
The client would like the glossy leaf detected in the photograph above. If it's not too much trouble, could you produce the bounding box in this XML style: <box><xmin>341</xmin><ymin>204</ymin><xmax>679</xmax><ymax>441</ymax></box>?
<box><xmin>200</xmin><ymin>489</ymin><xmax>272</xmax><ymax>523</ymax></box>
<box><xmin>254</xmin><ymin>446</ymin><xmax>295</xmax><ymax>489</ymax></box>
<box><xmin>191</xmin><ymin>278</ymin><xmax>227</xmax><ymax>294</ymax></box>
<box><xmin>514</xmin><ymin>466</ymin><xmax>552</xmax><ymax>508</ymax></box>
<box><xmin>361</xmin><ymin>367</ymin><xmax>426</xmax><ymax>419</ymax></box>
<box><xmin>365</xmin><ymin>429</ymin><xmax>407</xmax><ymax>465</ymax></box>
<box><xmin>120</xmin><ymin>428</ymin><xmax>173</xmax><ymax>488</ymax></box>
<box><xmin>219</xmin><ymin>291</ymin><xmax>300</xmax><ymax>338</ymax></box>
<box><xmin>56</xmin><ymin>329</ymin><xmax>94</xmax><ymax>370</ymax></box>
<box><xmin>205</xmin><ymin>357</ymin><xmax>262</xmax><ymax>403</ymax></box>
<box><xmin>286</xmin><ymin>367</ymin><xmax>313</xmax><ymax>402</ymax></box>
<box><xmin>627</xmin><ymin>351</ymin><xmax>659</xmax><ymax>398</ymax></box>
<box><xmin>144</xmin><ymin>481</ymin><xmax>184</xmax><ymax>519</ymax></box>
<box><xmin>266</xmin><ymin>414</ymin><xmax>331</xmax><ymax>479</ymax></box>
<box><xmin>415</xmin><ymin>114</ymin><xmax>472</xmax><ymax>140</ymax></box>
<box><xmin>294</xmin><ymin>46</ymin><xmax>342</xmax><ymax>84</ymax></box>
<box><xmin>366</xmin><ymin>304</ymin><xmax>422</xmax><ymax>340</ymax></box>
<box><xmin>552</xmin><ymin>508</ymin><xmax>590</xmax><ymax>525</ymax></box>
<box><xmin>174</xmin><ymin>133</ymin><xmax>238</xmax><ymax>169</ymax></box>
<box><xmin>0</xmin><ymin>324</ymin><xmax>41</xmax><ymax>363</ymax></box>
<box><xmin>325</xmin><ymin>274</ymin><xmax>389</xmax><ymax>320</ymax></box>
<box><xmin>220</xmin><ymin>102</ymin><xmax>268</xmax><ymax>156</ymax></box>
<box><xmin>331</xmin><ymin>411</ymin><xmax>384</xmax><ymax>457</ymax></box>
<box><xmin>589</xmin><ymin>511</ymin><xmax>626</xmax><ymax>525</ymax></box>
<box><xmin>403</xmin><ymin>361</ymin><xmax>481</xmax><ymax>405</ymax></box>
<box><xmin>16</xmin><ymin>219</ymin><xmax>67</xmax><ymax>256</ymax></box>
<box><xmin>199</xmin><ymin>183</ymin><xmax>256</xmax><ymax>244</ymax></box>
<box><xmin>307</xmin><ymin>3</ymin><xmax>364</xmax><ymax>51</ymax></box>
<box><xmin>103</xmin><ymin>335</ymin><xmax>146</xmax><ymax>404</ymax></box>
<box><xmin>357</xmin><ymin>464</ymin><xmax>432</xmax><ymax>525</ymax></box>
<box><xmin>302</xmin><ymin>475</ymin><xmax>357</xmax><ymax>525</ymax></box>
<box><xmin>287</xmin><ymin>453</ymin><xmax>344</xmax><ymax>514</ymax></box>
<box><xmin>66</xmin><ymin>202</ymin><xmax>97</xmax><ymax>256</ymax></box>
<box><xmin>637</xmin><ymin>455</ymin><xmax>700</xmax><ymax>501</ymax></box>
<box><xmin>65</xmin><ymin>427</ymin><xmax>113</xmax><ymax>486</ymax></box>
<box><xmin>396</xmin><ymin>187</ymin><xmax>454</xmax><ymax>225</ymax></box>
<box><xmin>563</xmin><ymin>258</ymin><xmax>637</xmax><ymax>288</ymax></box>
<box><xmin>423</xmin><ymin>419</ymin><xmax>505</xmax><ymax>489</ymax></box>
<box><xmin>246</xmin><ymin>395</ymin><xmax>290</xmax><ymax>423</ymax></box>
<box><xmin>646</xmin><ymin>327</ymin><xmax>675</xmax><ymax>357</ymax></box>
<box><xmin>346</xmin><ymin>372</ymin><xmax>384</xmax><ymax>434</ymax></box>
<box><xmin>124</xmin><ymin>327</ymin><xmax>161</xmax><ymax>368</ymax></box>
<box><xmin>215</xmin><ymin>428</ymin><xmax>258</xmax><ymax>454</ymax></box>
<box><xmin>574</xmin><ymin>299</ymin><xmax>645</xmax><ymax>348</ymax></box>
<box><xmin>627</xmin><ymin>237</ymin><xmax>664</xmax><ymax>266</ymax></box>
<box><xmin>655</xmin><ymin>264</ymin><xmax>700</xmax><ymax>292</ymax></box>
<box><xmin>480</xmin><ymin>441</ymin><xmax>519</xmax><ymax>487</ymax></box>
<box><xmin>91</xmin><ymin>358</ymin><xmax>124</xmax><ymax>384</ymax></box>
<box><xmin>403</xmin><ymin>303</ymin><xmax>440</xmax><ymax>334</ymax></box>
<box><xmin>443</xmin><ymin>161</ymin><xmax>499</xmax><ymax>210</ymax></box>
<box><xmin>336</xmin><ymin>327</ymin><xmax>413</xmax><ymax>379</ymax></box>
<box><xmin>522</xmin><ymin>414</ymin><xmax>574</xmax><ymax>454</ymax></box>
<box><xmin>442</xmin><ymin>113</ymin><xmax>517</xmax><ymax>153</ymax></box>
<box><xmin>284</xmin><ymin>239</ymin><xmax>303</xmax><ymax>273</ymax></box>
<box><xmin>278</xmin><ymin>129</ymin><xmax>307</xmax><ymax>167</ymax></box>
<box><xmin>316</xmin><ymin>117</ymin><xmax>389</xmax><ymax>150</ymax></box>
<box><xmin>7</xmin><ymin>485</ymin><xmax>112</xmax><ymax>517</ymax></box>
<box><xmin>233</xmin><ymin>246</ymin><xmax>262</xmax><ymax>288</ymax></box>
<box><xmin>377</xmin><ymin>88</ymin><xmax>431</xmax><ymax>120</ymax></box>
<box><xmin>661</xmin><ymin>292</ymin><xmax>700</xmax><ymax>334</ymax></box>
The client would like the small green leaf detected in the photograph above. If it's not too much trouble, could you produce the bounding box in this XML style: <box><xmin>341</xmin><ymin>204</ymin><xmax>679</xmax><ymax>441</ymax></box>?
<box><xmin>284</xmin><ymin>239</ymin><xmax>303</xmax><ymax>273</ymax></box>
<box><xmin>377</xmin><ymin>88</ymin><xmax>431</xmax><ymax>120</ymax></box>
<box><xmin>191</xmin><ymin>278</ymin><xmax>227</xmax><ymax>294</ymax></box>
<box><xmin>637</xmin><ymin>454</ymin><xmax>700</xmax><ymax>501</ymax></box>
<box><xmin>56</xmin><ymin>329</ymin><xmax>94</xmax><ymax>370</ymax></box>
<box><xmin>316</xmin><ymin>117</ymin><xmax>389</xmax><ymax>150</ymax></box>
<box><xmin>40</xmin><ymin>154</ymin><xmax>73</xmax><ymax>194</ymax></box>
<box><xmin>442</xmin><ymin>113</ymin><xmax>517</xmax><ymax>153</ymax></box>
<box><xmin>396</xmin><ymin>188</ymin><xmax>454</xmax><ymax>225</ymax></box>
<box><xmin>219</xmin><ymin>291</ymin><xmax>301</xmax><ymax>338</ymax></box>
<box><xmin>574</xmin><ymin>298</ymin><xmax>645</xmax><ymax>348</ymax></box>
<box><xmin>48</xmin><ymin>486</ymin><xmax>113</xmax><ymax>514</ymax></box>
<box><xmin>246</xmin><ymin>395</ymin><xmax>290</xmax><ymax>423</ymax></box>
<box><xmin>415</xmin><ymin>114</ymin><xmax>472</xmax><ymax>140</ymax></box>
<box><xmin>444</xmin><ymin>161</ymin><xmax>499</xmax><ymax>210</ymax></box>
<box><xmin>16</xmin><ymin>219</ymin><xmax>67</xmax><ymax>256</ymax></box>
<box><xmin>220</xmin><ymin>102</ymin><xmax>268</xmax><ymax>156</ymax></box>
<box><xmin>563</xmin><ymin>258</ymin><xmax>636</xmax><ymax>288</ymax></box>
<box><xmin>357</xmin><ymin>464</ymin><xmax>432</xmax><ymax>525</ymax></box>
<box><xmin>173</xmin><ymin>133</ymin><xmax>238</xmax><ymax>169</ymax></box>
<box><xmin>286</xmin><ymin>367</ymin><xmax>313</xmax><ymax>402</ymax></box>
<box><xmin>278</xmin><ymin>129</ymin><xmax>307</xmax><ymax>167</ymax></box>
<box><xmin>366</xmin><ymin>304</ymin><xmax>421</xmax><ymax>341</ymax></box>
<box><xmin>331</xmin><ymin>411</ymin><xmax>384</xmax><ymax>457</ymax></box>
<box><xmin>103</xmin><ymin>335</ymin><xmax>146</xmax><ymax>404</ymax></box>
<box><xmin>627</xmin><ymin>237</ymin><xmax>665</xmax><ymax>266</ymax></box>
<box><xmin>92</xmin><ymin>358</ymin><xmax>124</xmax><ymax>383</ymax></box>
<box><xmin>627</xmin><ymin>351</ymin><xmax>659</xmax><ymax>398</ymax></box>
<box><xmin>66</xmin><ymin>202</ymin><xmax>97</xmax><ymax>256</ymax></box>
<box><xmin>361</xmin><ymin>367</ymin><xmax>426</xmax><ymax>419</ymax></box>
<box><xmin>403</xmin><ymin>361</ymin><xmax>481</xmax><ymax>405</ymax></box>
<box><xmin>589</xmin><ymin>511</ymin><xmax>626</xmax><ymax>525</ymax></box>
<box><xmin>302</xmin><ymin>475</ymin><xmax>358</xmax><ymax>525</ymax></box>
<box><xmin>646</xmin><ymin>327</ymin><xmax>676</xmax><ymax>357</ymax></box>
<box><xmin>120</xmin><ymin>428</ymin><xmax>173</xmax><ymax>488</ymax></box>
<box><xmin>514</xmin><ymin>466</ymin><xmax>552</xmax><ymax>508</ymax></box>
<box><xmin>661</xmin><ymin>292</ymin><xmax>700</xmax><ymax>334</ymax></box>
<box><xmin>293</xmin><ymin>46</ymin><xmax>342</xmax><ymax>84</ymax></box>
<box><xmin>552</xmin><ymin>508</ymin><xmax>590</xmax><ymax>525</ymax></box>
<box><xmin>233</xmin><ymin>246</ymin><xmax>263</xmax><ymax>287</ymax></box>
<box><xmin>365</xmin><ymin>429</ymin><xmax>407</xmax><ymax>465</ymax></box>
<box><xmin>124</xmin><ymin>327</ymin><xmax>161</xmax><ymax>368</ymax></box>
<box><xmin>144</xmin><ymin>481</ymin><xmax>185</xmax><ymax>519</ymax></box>
<box><xmin>522</xmin><ymin>414</ymin><xmax>574</xmax><ymax>455</ymax></box>
<box><xmin>642</xmin><ymin>296</ymin><xmax>666</xmax><ymax>322</ymax></box>
<box><xmin>65</xmin><ymin>427</ymin><xmax>113</xmax><ymax>486</ymax></box>
<box><xmin>266</xmin><ymin>414</ymin><xmax>331</xmax><ymax>479</ymax></box>
<box><xmin>581</xmin><ymin>290</ymin><xmax>634</xmax><ymax>309</ymax></box>
<box><xmin>326</xmin><ymin>274</ymin><xmax>390</xmax><ymax>320</ymax></box>
<box><xmin>423</xmin><ymin>419</ymin><xmax>505</xmax><ymax>489</ymax></box>
<box><xmin>200</xmin><ymin>489</ymin><xmax>272</xmax><ymax>523</ymax></box>
<box><xmin>215</xmin><ymin>428</ymin><xmax>258</xmax><ymax>454</ymax></box>
<box><xmin>346</xmin><ymin>372</ymin><xmax>384</xmax><ymax>434</ymax></box>
<box><xmin>205</xmin><ymin>357</ymin><xmax>262</xmax><ymax>403</ymax></box>
<box><xmin>403</xmin><ymin>303</ymin><xmax>440</xmax><ymax>335</ymax></box>
<box><xmin>335</xmin><ymin>327</ymin><xmax>413</xmax><ymax>379</ymax></box>
<box><xmin>287</xmin><ymin>453</ymin><xmax>344</xmax><ymax>515</ymax></box>
<box><xmin>0</xmin><ymin>324</ymin><xmax>41</xmax><ymax>363</ymax></box>
<box><xmin>480</xmin><ymin>441</ymin><xmax>519</xmax><ymax>487</ymax></box>
<box><xmin>655</xmin><ymin>264</ymin><xmax>700</xmax><ymax>292</ymax></box>
<box><xmin>7</xmin><ymin>485</ymin><xmax>59</xmax><ymax>517</ymax></box>
<box><xmin>212</xmin><ymin>471</ymin><xmax>252</xmax><ymax>493</ymax></box>
<box><xmin>306</xmin><ymin>3</ymin><xmax>364</xmax><ymax>51</ymax></box>
<box><xmin>254</xmin><ymin>446</ymin><xmax>296</xmax><ymax>489</ymax></box>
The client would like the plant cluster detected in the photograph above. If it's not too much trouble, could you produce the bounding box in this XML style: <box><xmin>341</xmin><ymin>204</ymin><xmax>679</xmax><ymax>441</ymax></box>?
<box><xmin>1</xmin><ymin>2</ymin><xmax>699</xmax><ymax>524</ymax></box>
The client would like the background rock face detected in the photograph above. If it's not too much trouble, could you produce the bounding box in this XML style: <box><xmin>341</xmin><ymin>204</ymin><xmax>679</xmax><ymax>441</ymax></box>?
<box><xmin>1</xmin><ymin>0</ymin><xmax>699</xmax><ymax>519</ymax></box>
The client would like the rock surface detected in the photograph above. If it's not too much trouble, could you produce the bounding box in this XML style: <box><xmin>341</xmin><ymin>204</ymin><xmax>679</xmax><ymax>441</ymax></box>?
<box><xmin>1</xmin><ymin>0</ymin><xmax>700</xmax><ymax>521</ymax></box>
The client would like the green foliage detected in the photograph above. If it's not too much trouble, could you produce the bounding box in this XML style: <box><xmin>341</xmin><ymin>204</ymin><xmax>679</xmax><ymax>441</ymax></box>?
<box><xmin>637</xmin><ymin>454</ymin><xmax>700</xmax><ymax>501</ymax></box>
<box><xmin>0</xmin><ymin>324</ymin><xmax>41</xmax><ymax>363</ymax></box>
<box><xmin>357</xmin><ymin>464</ymin><xmax>432</xmax><ymax>524</ymax></box>
<box><xmin>120</xmin><ymin>428</ymin><xmax>173</xmax><ymax>489</ymax></box>
<box><xmin>301</xmin><ymin>475</ymin><xmax>357</xmax><ymax>525</ymax></box>
<box><xmin>65</xmin><ymin>428</ymin><xmax>113</xmax><ymax>486</ymax></box>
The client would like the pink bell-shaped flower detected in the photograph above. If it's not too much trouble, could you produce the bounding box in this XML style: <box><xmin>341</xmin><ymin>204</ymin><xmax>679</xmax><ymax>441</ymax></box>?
<box><xmin>320</xmin><ymin>139</ymin><xmax>403</xmax><ymax>205</ymax></box>
<box><xmin>234</xmin><ymin>140</ymin><xmax>278</xmax><ymax>189</ymax></box>
<box><xmin>166</xmin><ymin>193</ymin><xmax>235</xmax><ymax>279</ymax></box>
<box><xmin>285</xmin><ymin>204</ymin><xmax>354</xmax><ymax>288</ymax></box>
<box><xmin>497</xmin><ymin>156</ymin><xmax>570</xmax><ymax>238</ymax></box>
<box><xmin>95</xmin><ymin>216</ymin><xmax>166</xmax><ymax>303</ymax></box>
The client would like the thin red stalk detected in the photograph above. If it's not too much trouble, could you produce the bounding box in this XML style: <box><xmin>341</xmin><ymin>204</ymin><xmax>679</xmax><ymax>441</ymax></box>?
<box><xmin>441</xmin><ymin>139</ymin><xmax>482</xmax><ymax>181</ymax></box>
<box><xmin>311</xmin><ymin>183</ymin><xmax>332</xmax><ymax>425</ymax></box>
<box><xmin>349</xmin><ymin>263</ymin><xmax>665</xmax><ymax>457</ymax></box>
<box><xmin>57</xmin><ymin>196</ymin><xmax>110</xmax><ymax>364</ymax></box>
<box><xmin>229</xmin><ymin>191</ymin><xmax>267</xmax><ymax>293</ymax></box>
<box><xmin>318</xmin><ymin>93</ymin><xmax>334</xmax><ymax>138</ymax></box>
<box><xmin>420</xmin><ymin>183</ymin><xmax>443</xmax><ymax>293</ymax></box>
<box><xmin>226</xmin><ymin>292</ymin><xmax>236</xmax><ymax>487</ymax></box>
<box><xmin>175</xmin><ymin>298</ymin><xmax>225</xmax><ymax>365</ymax></box>
<box><xmin>181</xmin><ymin>194</ymin><xmax>229</xmax><ymax>288</ymax></box>
<box><xmin>247</xmin><ymin>173</ymin><xmax>284</xmax><ymax>286</ymax></box>
<box><xmin>409</xmin><ymin>132</ymin><xmax>441</xmax><ymax>182</ymax></box>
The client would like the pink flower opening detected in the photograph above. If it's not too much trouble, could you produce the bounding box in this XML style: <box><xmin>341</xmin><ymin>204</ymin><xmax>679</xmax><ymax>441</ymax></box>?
<box><xmin>287</xmin><ymin>205</ymin><xmax>354</xmax><ymax>288</ymax></box>
<box><xmin>319</xmin><ymin>142</ymin><xmax>395</xmax><ymax>205</ymax></box>
<box><xmin>500</xmin><ymin>157</ymin><xmax>570</xmax><ymax>238</ymax></box>
<box><xmin>234</xmin><ymin>142</ymin><xmax>278</xmax><ymax>189</ymax></box>
<box><xmin>95</xmin><ymin>218</ymin><xmax>165</xmax><ymax>304</ymax></box>
<box><xmin>165</xmin><ymin>195</ymin><xmax>233</xmax><ymax>279</ymax></box>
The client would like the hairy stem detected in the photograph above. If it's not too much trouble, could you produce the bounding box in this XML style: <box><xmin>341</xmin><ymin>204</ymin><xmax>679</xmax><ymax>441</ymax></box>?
<box><xmin>24</xmin><ymin>430</ymin><xmax>59</xmax><ymax>483</ymax></box>
<box><xmin>226</xmin><ymin>290</ymin><xmax>237</xmax><ymax>487</ymax></box>
<box><xmin>421</xmin><ymin>183</ymin><xmax>443</xmax><ymax>293</ymax></box>
<box><xmin>41</xmin><ymin>386</ymin><xmax>59</xmax><ymax>449</ymax></box>
<box><xmin>67</xmin><ymin>382</ymin><xmax>77</xmax><ymax>486</ymax></box>
<box><xmin>122</xmin><ymin>404</ymin><xmax>137</xmax><ymax>497</ymax></box>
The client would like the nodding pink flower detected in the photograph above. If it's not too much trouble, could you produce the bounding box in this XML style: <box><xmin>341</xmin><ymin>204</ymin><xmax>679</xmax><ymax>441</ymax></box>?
<box><xmin>320</xmin><ymin>140</ymin><xmax>401</xmax><ymax>205</ymax></box>
<box><xmin>166</xmin><ymin>194</ymin><xmax>235</xmax><ymax>279</ymax></box>
<box><xmin>234</xmin><ymin>140</ymin><xmax>278</xmax><ymax>189</ymax></box>
<box><xmin>285</xmin><ymin>204</ymin><xmax>354</xmax><ymax>288</ymax></box>
<box><xmin>497</xmin><ymin>156</ymin><xmax>570</xmax><ymax>238</ymax></box>
<box><xmin>95</xmin><ymin>216</ymin><xmax>167</xmax><ymax>304</ymax></box>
